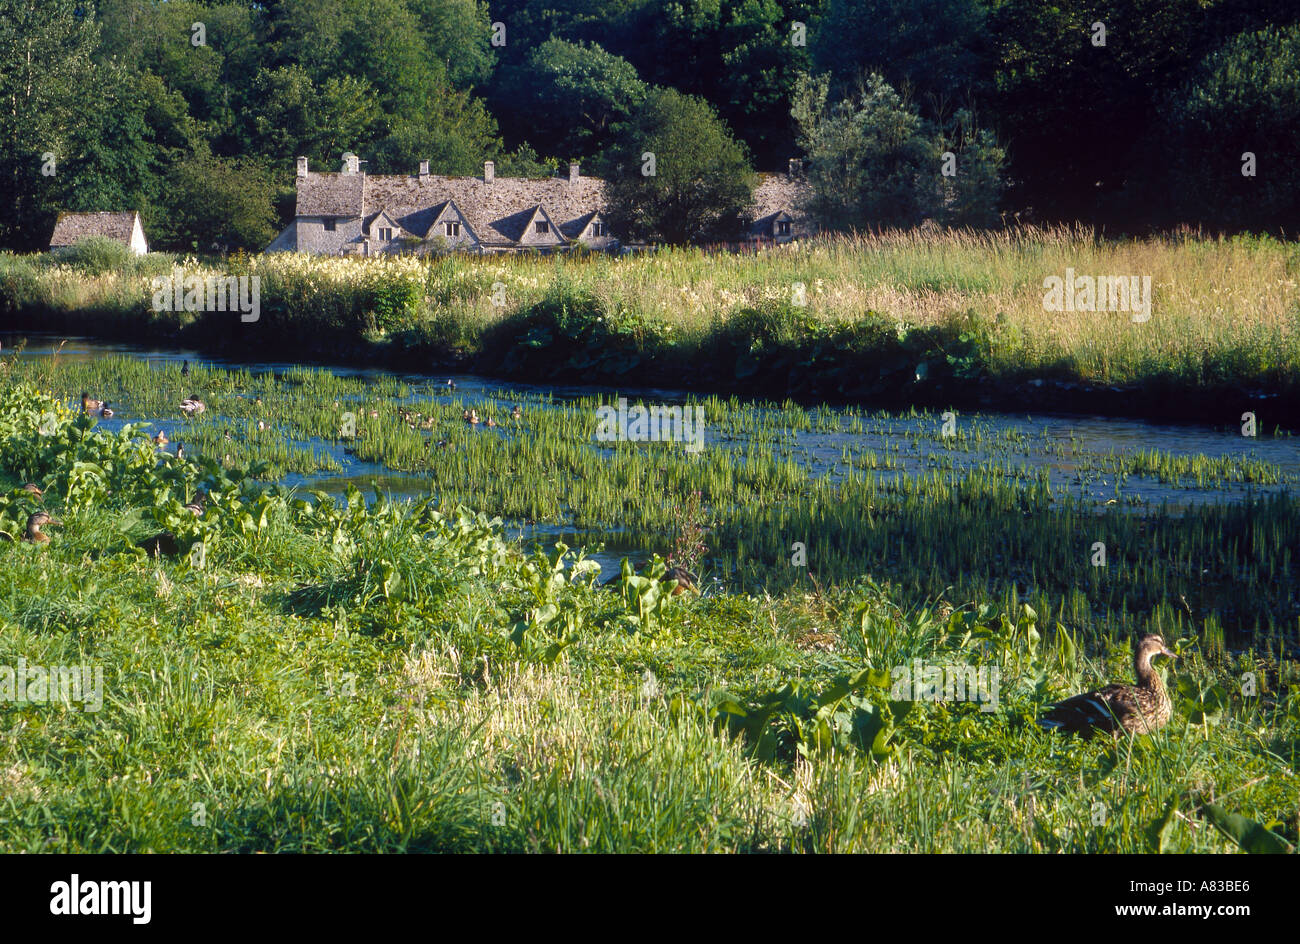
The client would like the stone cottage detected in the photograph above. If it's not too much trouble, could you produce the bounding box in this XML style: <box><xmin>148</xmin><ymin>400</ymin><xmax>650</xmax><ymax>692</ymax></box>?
<box><xmin>48</xmin><ymin>211</ymin><xmax>149</xmax><ymax>255</ymax></box>
<box><xmin>266</xmin><ymin>154</ymin><xmax>811</xmax><ymax>255</ymax></box>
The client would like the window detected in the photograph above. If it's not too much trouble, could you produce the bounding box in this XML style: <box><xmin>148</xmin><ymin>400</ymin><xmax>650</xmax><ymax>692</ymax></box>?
<box><xmin>534</xmin><ymin>221</ymin><xmax>549</xmax><ymax>234</ymax></box>
<box><xmin>378</xmin><ymin>227</ymin><xmax>393</xmax><ymax>241</ymax></box>
<box><xmin>444</xmin><ymin>221</ymin><xmax>460</xmax><ymax>237</ymax></box>
<box><xmin>590</xmin><ymin>221</ymin><xmax>605</xmax><ymax>237</ymax></box>
<box><xmin>777</xmin><ymin>220</ymin><xmax>792</xmax><ymax>236</ymax></box>
<box><xmin>324</xmin><ymin>219</ymin><xmax>336</xmax><ymax>232</ymax></box>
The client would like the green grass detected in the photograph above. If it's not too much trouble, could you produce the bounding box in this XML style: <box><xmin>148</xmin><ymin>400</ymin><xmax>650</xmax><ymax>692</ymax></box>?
<box><xmin>4</xmin><ymin>227</ymin><xmax>1299</xmax><ymax>410</ymax></box>
<box><xmin>0</xmin><ymin>382</ymin><xmax>1296</xmax><ymax>853</ymax></box>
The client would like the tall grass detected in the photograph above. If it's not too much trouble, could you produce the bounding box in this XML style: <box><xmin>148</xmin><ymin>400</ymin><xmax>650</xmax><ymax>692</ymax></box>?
<box><xmin>3</xmin><ymin>227</ymin><xmax>1297</xmax><ymax>400</ymax></box>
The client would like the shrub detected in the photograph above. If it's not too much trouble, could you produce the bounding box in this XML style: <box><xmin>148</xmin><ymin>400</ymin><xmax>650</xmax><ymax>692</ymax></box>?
<box><xmin>61</xmin><ymin>236</ymin><xmax>133</xmax><ymax>276</ymax></box>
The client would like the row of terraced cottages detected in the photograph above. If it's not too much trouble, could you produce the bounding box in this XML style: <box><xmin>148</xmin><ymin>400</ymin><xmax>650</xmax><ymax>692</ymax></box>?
<box><xmin>264</xmin><ymin>154</ymin><xmax>813</xmax><ymax>255</ymax></box>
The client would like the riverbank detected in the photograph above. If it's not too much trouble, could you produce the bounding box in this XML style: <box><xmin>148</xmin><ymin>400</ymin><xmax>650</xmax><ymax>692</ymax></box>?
<box><xmin>3</xmin><ymin>227</ymin><xmax>1297</xmax><ymax>423</ymax></box>
<box><xmin>1</xmin><ymin>383</ymin><xmax>1295</xmax><ymax>853</ymax></box>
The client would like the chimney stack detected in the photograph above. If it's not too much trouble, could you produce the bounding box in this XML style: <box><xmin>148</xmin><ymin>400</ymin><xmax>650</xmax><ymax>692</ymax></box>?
<box><xmin>568</xmin><ymin>162</ymin><xmax>580</xmax><ymax>184</ymax></box>
<box><xmin>296</xmin><ymin>156</ymin><xmax>308</xmax><ymax>177</ymax></box>
<box><xmin>342</xmin><ymin>152</ymin><xmax>359</xmax><ymax>174</ymax></box>
<box><xmin>419</xmin><ymin>160</ymin><xmax>429</xmax><ymax>178</ymax></box>
<box><xmin>483</xmin><ymin>160</ymin><xmax>495</xmax><ymax>183</ymax></box>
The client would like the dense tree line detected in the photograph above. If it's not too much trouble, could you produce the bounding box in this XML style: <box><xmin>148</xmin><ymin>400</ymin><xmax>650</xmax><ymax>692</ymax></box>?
<box><xmin>1</xmin><ymin>0</ymin><xmax>1297</xmax><ymax>251</ymax></box>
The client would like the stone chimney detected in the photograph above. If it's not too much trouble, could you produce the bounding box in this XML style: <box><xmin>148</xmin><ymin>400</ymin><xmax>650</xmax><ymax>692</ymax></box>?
<box><xmin>342</xmin><ymin>152</ymin><xmax>359</xmax><ymax>175</ymax></box>
<box><xmin>419</xmin><ymin>160</ymin><xmax>430</xmax><ymax>179</ymax></box>
<box><xmin>296</xmin><ymin>156</ymin><xmax>308</xmax><ymax>177</ymax></box>
<box><xmin>483</xmin><ymin>160</ymin><xmax>495</xmax><ymax>183</ymax></box>
<box><xmin>787</xmin><ymin>158</ymin><xmax>802</xmax><ymax>178</ymax></box>
<box><xmin>568</xmin><ymin>162</ymin><xmax>580</xmax><ymax>183</ymax></box>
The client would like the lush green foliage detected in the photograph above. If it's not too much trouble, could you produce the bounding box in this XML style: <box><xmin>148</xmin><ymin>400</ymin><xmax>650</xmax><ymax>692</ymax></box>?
<box><xmin>0</xmin><ymin>383</ymin><xmax>1295</xmax><ymax>852</ymax></box>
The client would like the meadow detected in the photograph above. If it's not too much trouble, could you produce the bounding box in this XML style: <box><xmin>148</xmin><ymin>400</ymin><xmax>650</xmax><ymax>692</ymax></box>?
<box><xmin>0</xmin><ymin>350</ymin><xmax>1296</xmax><ymax>852</ymax></box>
<box><xmin>2</xmin><ymin>228</ymin><xmax>1298</xmax><ymax>418</ymax></box>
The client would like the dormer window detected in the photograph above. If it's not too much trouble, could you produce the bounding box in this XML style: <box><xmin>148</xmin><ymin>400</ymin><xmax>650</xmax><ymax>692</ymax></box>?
<box><xmin>535</xmin><ymin>221</ymin><xmax>549</xmax><ymax>234</ymax></box>
<box><xmin>378</xmin><ymin>227</ymin><xmax>393</xmax><ymax>241</ymax></box>
<box><xmin>777</xmin><ymin>220</ymin><xmax>792</xmax><ymax>236</ymax></box>
<box><xmin>444</xmin><ymin>221</ymin><xmax>460</xmax><ymax>237</ymax></box>
<box><xmin>590</xmin><ymin>221</ymin><xmax>605</xmax><ymax>237</ymax></box>
<box><xmin>324</xmin><ymin>219</ymin><xmax>337</xmax><ymax>232</ymax></box>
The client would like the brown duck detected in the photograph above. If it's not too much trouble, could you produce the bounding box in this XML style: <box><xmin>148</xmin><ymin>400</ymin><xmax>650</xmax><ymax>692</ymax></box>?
<box><xmin>81</xmin><ymin>392</ymin><xmax>104</xmax><ymax>414</ymax></box>
<box><xmin>1040</xmin><ymin>634</ymin><xmax>1176</xmax><ymax>737</ymax></box>
<box><xmin>23</xmin><ymin>511</ymin><xmax>61</xmax><ymax>544</ymax></box>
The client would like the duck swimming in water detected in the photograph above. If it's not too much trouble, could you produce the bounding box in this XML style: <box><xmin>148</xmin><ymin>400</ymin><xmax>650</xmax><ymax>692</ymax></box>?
<box><xmin>81</xmin><ymin>392</ymin><xmax>103</xmax><ymax>414</ymax></box>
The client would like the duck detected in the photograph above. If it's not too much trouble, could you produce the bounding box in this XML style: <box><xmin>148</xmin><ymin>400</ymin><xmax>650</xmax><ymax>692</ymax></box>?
<box><xmin>1039</xmin><ymin>634</ymin><xmax>1176</xmax><ymax>738</ymax></box>
<box><xmin>181</xmin><ymin>360</ymin><xmax>190</xmax><ymax>377</ymax></box>
<box><xmin>511</xmin><ymin>405</ymin><xmax>523</xmax><ymax>421</ymax></box>
<box><xmin>179</xmin><ymin>396</ymin><xmax>206</xmax><ymax>415</ymax></box>
<box><xmin>467</xmin><ymin>410</ymin><xmax>480</xmax><ymax>426</ymax></box>
<box><xmin>175</xmin><ymin>443</ymin><xmax>186</xmax><ymax>460</ymax></box>
<box><xmin>23</xmin><ymin>511</ymin><xmax>61</xmax><ymax>544</ymax></box>
<box><xmin>662</xmin><ymin>566</ymin><xmax>700</xmax><ymax>596</ymax></box>
<box><xmin>154</xmin><ymin>430</ymin><xmax>169</xmax><ymax>448</ymax></box>
<box><xmin>485</xmin><ymin>416</ymin><xmax>497</xmax><ymax>428</ymax></box>
<box><xmin>601</xmin><ymin>562</ymin><xmax>701</xmax><ymax>596</ymax></box>
<box><xmin>445</xmin><ymin>379</ymin><xmax>457</xmax><ymax>392</ymax></box>
<box><xmin>136</xmin><ymin>531</ymin><xmax>184</xmax><ymax>557</ymax></box>
<box><xmin>99</xmin><ymin>403</ymin><xmax>114</xmax><ymax>419</ymax></box>
<box><xmin>81</xmin><ymin>392</ymin><xmax>103</xmax><ymax>414</ymax></box>
<box><xmin>183</xmin><ymin>494</ymin><xmax>206</xmax><ymax>516</ymax></box>
<box><xmin>21</xmin><ymin>483</ymin><xmax>43</xmax><ymax>501</ymax></box>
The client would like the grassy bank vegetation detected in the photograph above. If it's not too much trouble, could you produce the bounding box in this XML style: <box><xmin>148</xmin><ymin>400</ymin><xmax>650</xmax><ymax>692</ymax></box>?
<box><xmin>0</xmin><ymin>383</ymin><xmax>1296</xmax><ymax>852</ymax></box>
<box><xmin>3</xmin><ymin>228</ymin><xmax>1298</xmax><ymax>414</ymax></box>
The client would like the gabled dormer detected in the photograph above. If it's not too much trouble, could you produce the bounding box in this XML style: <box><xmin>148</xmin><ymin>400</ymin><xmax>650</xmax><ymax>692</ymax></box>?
<box><xmin>517</xmin><ymin>205</ymin><xmax>565</xmax><ymax>247</ymax></box>
<box><xmin>366</xmin><ymin>208</ymin><xmax>407</xmax><ymax>243</ymax></box>
<box><xmin>424</xmin><ymin>200</ymin><xmax>479</xmax><ymax>248</ymax></box>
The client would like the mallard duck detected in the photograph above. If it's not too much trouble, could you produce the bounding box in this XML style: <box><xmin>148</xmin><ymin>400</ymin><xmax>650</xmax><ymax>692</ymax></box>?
<box><xmin>183</xmin><ymin>494</ymin><xmax>206</xmax><ymax>516</ymax></box>
<box><xmin>662</xmin><ymin>566</ymin><xmax>700</xmax><ymax>596</ymax></box>
<box><xmin>23</xmin><ymin>511</ymin><xmax>61</xmax><ymax>544</ymax></box>
<box><xmin>175</xmin><ymin>443</ymin><xmax>185</xmax><ymax>460</ymax></box>
<box><xmin>445</xmin><ymin>379</ymin><xmax>457</xmax><ymax>392</ymax></box>
<box><xmin>467</xmin><ymin>410</ymin><xmax>480</xmax><ymax>426</ymax></box>
<box><xmin>21</xmin><ymin>483</ymin><xmax>43</xmax><ymax>501</ymax></box>
<box><xmin>181</xmin><ymin>360</ymin><xmax>190</xmax><ymax>377</ymax></box>
<box><xmin>81</xmin><ymin>392</ymin><xmax>103</xmax><ymax>414</ymax></box>
<box><xmin>154</xmin><ymin>430</ymin><xmax>169</xmax><ymax>447</ymax></box>
<box><xmin>136</xmin><ymin>531</ymin><xmax>183</xmax><ymax>557</ymax></box>
<box><xmin>601</xmin><ymin>562</ymin><xmax>701</xmax><ymax>596</ymax></box>
<box><xmin>1039</xmin><ymin>634</ymin><xmax>1176</xmax><ymax>738</ymax></box>
<box><xmin>179</xmin><ymin>397</ymin><xmax>206</xmax><ymax>415</ymax></box>
<box><xmin>485</xmin><ymin>416</ymin><xmax>497</xmax><ymax>428</ymax></box>
<box><xmin>511</xmin><ymin>405</ymin><xmax>523</xmax><ymax>421</ymax></box>
<box><xmin>100</xmin><ymin>403</ymin><xmax>114</xmax><ymax>419</ymax></box>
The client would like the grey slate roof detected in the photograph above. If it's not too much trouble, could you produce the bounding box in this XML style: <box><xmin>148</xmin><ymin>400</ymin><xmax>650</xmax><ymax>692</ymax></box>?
<box><xmin>48</xmin><ymin>211</ymin><xmax>141</xmax><ymax>247</ymax></box>
<box><xmin>280</xmin><ymin>161</ymin><xmax>810</xmax><ymax>251</ymax></box>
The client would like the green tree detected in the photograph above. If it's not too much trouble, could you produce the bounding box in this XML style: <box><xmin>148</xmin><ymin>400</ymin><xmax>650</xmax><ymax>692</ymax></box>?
<box><xmin>812</xmin><ymin>0</ymin><xmax>992</xmax><ymax>107</ymax></box>
<box><xmin>499</xmin><ymin>39</ymin><xmax>647</xmax><ymax>159</ymax></box>
<box><xmin>1161</xmin><ymin>24</ymin><xmax>1300</xmax><ymax>231</ymax></box>
<box><xmin>602</xmin><ymin>88</ymin><xmax>757</xmax><ymax>244</ymax></box>
<box><xmin>0</xmin><ymin>0</ymin><xmax>100</xmax><ymax>249</ymax></box>
<box><xmin>792</xmin><ymin>72</ymin><xmax>932</xmax><ymax>229</ymax></box>
<box><xmin>156</xmin><ymin>153</ymin><xmax>278</xmax><ymax>252</ymax></box>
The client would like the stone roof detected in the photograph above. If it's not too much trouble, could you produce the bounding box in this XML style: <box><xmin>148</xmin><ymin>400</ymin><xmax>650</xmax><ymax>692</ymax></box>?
<box><xmin>48</xmin><ymin>211</ymin><xmax>141</xmax><ymax>247</ymax></box>
<box><xmin>296</xmin><ymin>169</ymin><xmax>607</xmax><ymax>246</ymax></box>
<box><xmin>296</xmin><ymin>173</ymin><xmax>365</xmax><ymax>217</ymax></box>
<box><xmin>749</xmin><ymin>174</ymin><xmax>812</xmax><ymax>232</ymax></box>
